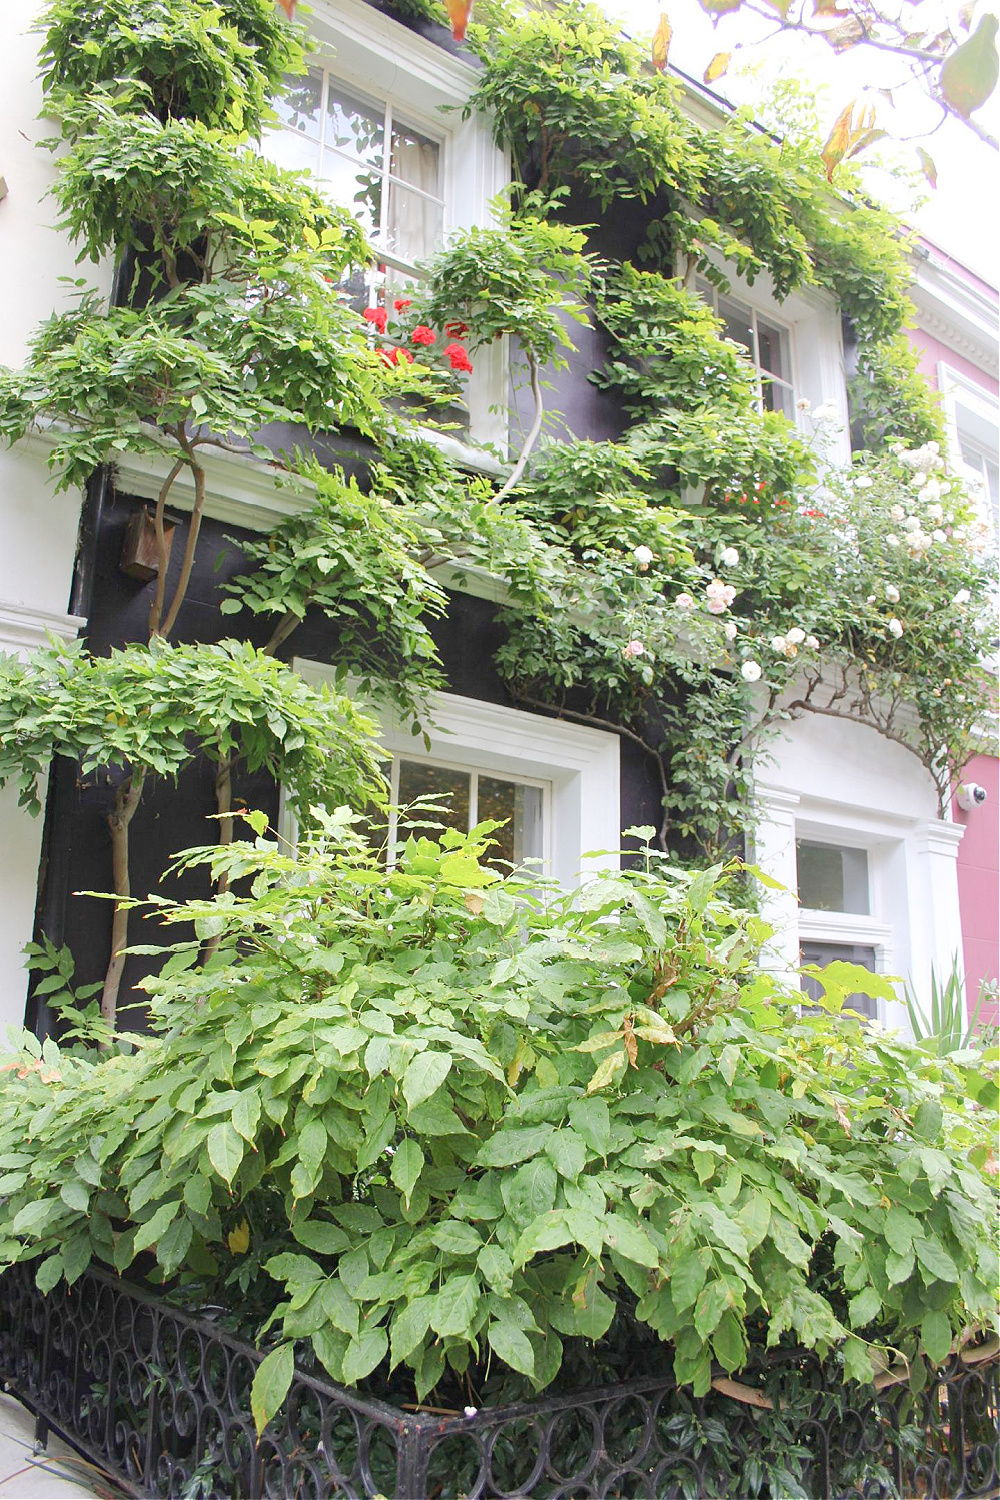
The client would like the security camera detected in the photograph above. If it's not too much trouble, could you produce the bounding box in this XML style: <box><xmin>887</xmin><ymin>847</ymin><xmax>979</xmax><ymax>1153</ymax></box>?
<box><xmin>957</xmin><ymin>782</ymin><xmax>988</xmax><ymax>811</ymax></box>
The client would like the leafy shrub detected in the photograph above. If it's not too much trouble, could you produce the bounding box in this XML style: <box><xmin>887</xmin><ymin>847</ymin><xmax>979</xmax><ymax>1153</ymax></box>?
<box><xmin>0</xmin><ymin>821</ymin><xmax>995</xmax><ymax>1428</ymax></box>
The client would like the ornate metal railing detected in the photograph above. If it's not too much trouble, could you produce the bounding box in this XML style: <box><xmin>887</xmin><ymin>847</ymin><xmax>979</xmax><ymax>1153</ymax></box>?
<box><xmin>0</xmin><ymin>1260</ymin><xmax>996</xmax><ymax>1498</ymax></box>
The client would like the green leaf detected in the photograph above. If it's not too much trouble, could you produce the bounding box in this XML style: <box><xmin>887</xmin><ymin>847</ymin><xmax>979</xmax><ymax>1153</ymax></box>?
<box><xmin>232</xmin><ymin>1091</ymin><xmax>261</xmax><ymax>1142</ymax></box>
<box><xmin>251</xmin><ymin>1344</ymin><xmax>295</xmax><ymax>1437</ymax></box>
<box><xmin>711</xmin><ymin>1308</ymin><xmax>746</xmax><ymax>1372</ymax></box>
<box><xmin>914</xmin><ymin>1236</ymin><xmax>959</xmax><ymax>1284</ymax></box>
<box><xmin>477</xmin><ymin>1243</ymin><xmax>514</xmax><ymax>1293</ymax></box>
<box><xmin>476</xmin><ymin>1125</ymin><xmax>555</xmax><ymax>1168</ymax></box>
<box><xmin>60</xmin><ymin>1180</ymin><xmax>91</xmax><ymax>1213</ymax></box>
<box><xmin>848</xmin><ymin>1284</ymin><xmax>881</xmax><ymax>1329</ymax></box>
<box><xmin>290</xmin><ymin>1219</ymin><xmax>351</xmax><ymax>1256</ymax></box>
<box><xmin>603</xmin><ymin>1213</ymin><xmax>659</xmax><ymax>1269</ymax></box>
<box><xmin>694</xmin><ymin>1279</ymin><xmax>733</xmax><ymax>1338</ymax></box>
<box><xmin>390</xmin><ymin>1140</ymin><xmax>424</xmax><ymax>1207</ymax></box>
<box><xmin>35</xmin><ymin>1254</ymin><xmax>64</xmax><ymax>1295</ymax></box>
<box><xmin>402</xmin><ymin>1051</ymin><xmax>452</xmax><ymax>1111</ymax></box>
<box><xmin>545</xmin><ymin>1130</ymin><xmax>587</xmax><ymax>1181</ymax></box>
<box><xmin>156</xmin><ymin>1215</ymin><xmax>193</xmax><ymax>1275</ymax></box>
<box><xmin>669</xmin><ymin>1251</ymin><xmax>707</xmax><ymax>1312</ymax></box>
<box><xmin>207</xmin><ymin>1122</ymin><xmax>244</xmax><ymax>1186</ymax></box>
<box><xmin>920</xmin><ymin>1308</ymin><xmax>952</xmax><ymax>1366</ymax></box>
<box><xmin>390</xmin><ymin>1296</ymin><xmax>433</xmax><ymax>1368</ymax></box>
<box><xmin>133</xmin><ymin>1201</ymin><xmax>179</xmax><ymax>1255</ymax></box>
<box><xmin>488</xmin><ymin>1320</ymin><xmax>536</xmax><ymax>1377</ymax></box>
<box><xmin>342</xmin><ymin>1326</ymin><xmax>388</xmax><ymax>1384</ymax></box>
<box><xmin>503</xmin><ymin>1158</ymin><xmax>558</xmax><ymax>1225</ymax></box>
<box><xmin>939</xmin><ymin>15</ymin><xmax>999</xmax><ymax>119</ymax></box>
<box><xmin>430</xmin><ymin>1274</ymin><xmax>479</xmax><ymax>1338</ymax></box>
<box><xmin>431</xmin><ymin>1221</ymin><xmax>482</xmax><ymax>1256</ymax></box>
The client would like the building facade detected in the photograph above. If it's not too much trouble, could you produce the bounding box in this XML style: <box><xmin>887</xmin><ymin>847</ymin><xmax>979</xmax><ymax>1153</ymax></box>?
<box><xmin>0</xmin><ymin>0</ymin><xmax>995</xmax><ymax>1037</ymax></box>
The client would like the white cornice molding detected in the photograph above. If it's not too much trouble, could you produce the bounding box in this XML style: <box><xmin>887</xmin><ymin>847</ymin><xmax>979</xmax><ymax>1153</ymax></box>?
<box><xmin>909</xmin><ymin>251</ymin><xmax>999</xmax><ymax>378</ymax></box>
<box><xmin>0</xmin><ymin>601</ymin><xmax>85</xmax><ymax>656</ymax></box>
<box><xmin>310</xmin><ymin>0</ymin><xmax>480</xmax><ymax>109</ymax></box>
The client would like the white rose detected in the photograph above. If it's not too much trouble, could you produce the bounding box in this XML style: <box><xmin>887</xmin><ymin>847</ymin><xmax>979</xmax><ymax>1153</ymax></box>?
<box><xmin>675</xmin><ymin>593</ymin><xmax>694</xmax><ymax>610</ymax></box>
<box><xmin>922</xmin><ymin>481</ymin><xmax>941</xmax><ymax>505</ymax></box>
<box><xmin>854</xmin><ymin>475</ymin><xmax>873</xmax><ymax>490</ymax></box>
<box><xmin>888</xmin><ymin>617</ymin><xmax>903</xmax><ymax>638</ymax></box>
<box><xmin>903</xmin><ymin>515</ymin><xmax>921</xmax><ymax>531</ymax></box>
<box><xmin>812</xmin><ymin>403</ymin><xmax>838</xmax><ymax>422</ymax></box>
<box><xmin>806</xmin><ymin>635</ymin><xmax>819</xmax><ymax>649</ymax></box>
<box><xmin>926</xmin><ymin>503</ymin><xmax>944</xmax><ymax>521</ymax></box>
<box><xmin>953</xmin><ymin>589</ymin><xmax>971</xmax><ymax>605</ymax></box>
<box><xmin>720</xmin><ymin>546</ymin><xmax>740</xmax><ymax>566</ymax></box>
<box><xmin>786</xmin><ymin>627</ymin><xmax>806</xmax><ymax>644</ymax></box>
<box><xmin>912</xmin><ymin>471</ymin><xmax>928</xmax><ymax>488</ymax></box>
<box><xmin>884</xmin><ymin>584</ymin><xmax>900</xmax><ymax>603</ymax></box>
<box><xmin>796</xmin><ymin>398</ymin><xmax>812</xmax><ymax>412</ymax></box>
<box><xmin>889</xmin><ymin>505</ymin><xmax>905</xmax><ymax>522</ymax></box>
<box><xmin>886</xmin><ymin>534</ymin><xmax>900</xmax><ymax>547</ymax></box>
<box><xmin>770</xmin><ymin>635</ymin><xmax>788</xmax><ymax>653</ymax></box>
<box><xmin>724</xmin><ymin>620</ymin><xmax>738</xmax><ymax>640</ymax></box>
<box><xmin>633</xmin><ymin>544</ymin><xmax>654</xmax><ymax>566</ymax></box>
<box><xmin>932</xmin><ymin>529</ymin><xmax>947</xmax><ymax>543</ymax></box>
<box><xmin>741</xmin><ymin>660</ymin><xmax>762</xmax><ymax>682</ymax></box>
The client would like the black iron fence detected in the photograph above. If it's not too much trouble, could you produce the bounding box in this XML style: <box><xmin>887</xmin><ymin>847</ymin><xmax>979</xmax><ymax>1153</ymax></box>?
<box><xmin>0</xmin><ymin>1260</ymin><xmax>996</xmax><ymax>1499</ymax></box>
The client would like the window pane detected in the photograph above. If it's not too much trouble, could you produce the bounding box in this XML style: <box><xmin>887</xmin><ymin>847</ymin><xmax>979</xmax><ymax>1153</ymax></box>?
<box><xmin>325</xmin><ymin>83</ymin><xmax>385</xmax><ymax>169</ymax></box>
<box><xmin>318</xmin><ymin>152</ymin><xmax>382</xmax><ymax>238</ymax></box>
<box><xmin>796</xmin><ymin>841</ymin><xmax>870</xmax><ymax>915</ymax></box>
<box><xmin>756</xmin><ymin>318</ymin><xmax>789</xmax><ymax>381</ymax></box>
<box><xmin>390</xmin><ymin>121</ymin><xmax>441</xmax><ymax>190</ymax></box>
<box><xmin>800</xmin><ymin>941</ymin><xmax>878</xmax><ymax>1018</ymax></box>
<box><xmin>273</xmin><ymin>70</ymin><xmax>322</xmax><ymax>140</ymax></box>
<box><xmin>718</xmin><ymin>295</ymin><xmax>753</xmax><ymax>355</ymax></box>
<box><xmin>478</xmin><ymin>777</ymin><xmax>544</xmax><ymax>869</ymax></box>
<box><xmin>383</xmin><ymin>180</ymin><xmax>444</xmax><ymax>264</ymax></box>
<box><xmin>762</xmin><ymin>378</ymin><xmax>795</xmax><ymax>419</ymax></box>
<box><xmin>397</xmin><ymin>760</ymin><xmax>469</xmax><ymax>838</ymax></box>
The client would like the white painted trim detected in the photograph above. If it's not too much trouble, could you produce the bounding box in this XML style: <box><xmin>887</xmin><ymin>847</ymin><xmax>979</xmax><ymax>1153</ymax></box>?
<box><xmin>292</xmin><ymin>665</ymin><xmax>621</xmax><ymax>885</ymax></box>
<box><xmin>910</xmin><ymin>248</ymin><xmax>999</xmax><ymax>378</ymax></box>
<box><xmin>0</xmin><ymin>600</ymin><xmax>85</xmax><ymax>656</ymax></box>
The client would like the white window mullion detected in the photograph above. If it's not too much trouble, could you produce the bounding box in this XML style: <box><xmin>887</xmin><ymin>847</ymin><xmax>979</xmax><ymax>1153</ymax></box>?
<box><xmin>468</xmin><ymin>771</ymin><xmax>479</xmax><ymax>832</ymax></box>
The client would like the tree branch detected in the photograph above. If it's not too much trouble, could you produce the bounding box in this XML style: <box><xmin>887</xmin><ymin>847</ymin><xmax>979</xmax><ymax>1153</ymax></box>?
<box><xmin>147</xmin><ymin>449</ymin><xmax>185</xmax><ymax>638</ymax></box>
<box><xmin>99</xmin><ymin>766</ymin><xmax>146</xmax><ymax>1039</ymax></box>
<box><xmin>494</xmin><ymin>350</ymin><xmax>544</xmax><ymax>502</ymax></box>
<box><xmin>159</xmin><ymin>433</ymin><xmax>207</xmax><ymax>638</ymax></box>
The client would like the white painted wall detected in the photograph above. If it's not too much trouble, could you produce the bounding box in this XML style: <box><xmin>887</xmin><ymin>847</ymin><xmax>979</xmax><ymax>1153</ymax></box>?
<box><xmin>0</xmin><ymin>3</ymin><xmax>109</xmax><ymax>1029</ymax></box>
<box><xmin>752</xmin><ymin>702</ymin><xmax>965</xmax><ymax>1035</ymax></box>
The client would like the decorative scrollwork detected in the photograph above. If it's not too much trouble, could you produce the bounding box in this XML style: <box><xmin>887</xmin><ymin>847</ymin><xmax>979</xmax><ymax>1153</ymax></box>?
<box><xmin>0</xmin><ymin>1263</ymin><xmax>995</xmax><ymax>1499</ymax></box>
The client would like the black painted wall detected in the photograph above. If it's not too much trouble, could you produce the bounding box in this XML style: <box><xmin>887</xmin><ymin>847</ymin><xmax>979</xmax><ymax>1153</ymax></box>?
<box><xmin>30</xmin><ymin>139</ymin><xmax>672</xmax><ymax>1032</ymax></box>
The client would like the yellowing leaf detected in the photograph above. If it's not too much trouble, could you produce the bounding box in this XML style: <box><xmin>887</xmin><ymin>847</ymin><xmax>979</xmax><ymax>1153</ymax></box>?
<box><xmin>651</xmin><ymin>14</ymin><xmax>672</xmax><ymax>69</ymax></box>
<box><xmin>275</xmin><ymin>0</ymin><xmax>296</xmax><ymax>17</ymax></box>
<box><xmin>463</xmin><ymin>891</ymin><xmax>485</xmax><ymax>916</ymax></box>
<box><xmin>939</xmin><ymin>15</ymin><xmax>999</xmax><ymax>117</ymax></box>
<box><xmin>227</xmin><ymin>1218</ymin><xmax>250</xmax><ymax>1254</ymax></box>
<box><xmin>916</xmin><ymin>147</ymin><xmax>938</xmax><ymax>188</ymax></box>
<box><xmin>703</xmin><ymin>51</ymin><xmax>731</xmax><ymax>83</ymax></box>
<box><xmin>821</xmin><ymin>99</ymin><xmax>882</xmax><ymax>181</ymax></box>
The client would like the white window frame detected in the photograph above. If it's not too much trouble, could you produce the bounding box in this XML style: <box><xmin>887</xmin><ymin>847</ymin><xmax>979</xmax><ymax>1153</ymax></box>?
<box><xmin>387</xmin><ymin>752</ymin><xmax>551</xmax><ymax>872</ymax></box>
<box><xmin>277</xmin><ymin>0</ymin><xmax>510</xmax><ymax>450</ymax></box>
<box><xmin>696</xmin><ymin>279</ymin><xmax>797</xmax><ymax>419</ymax></box>
<box><xmin>686</xmin><ymin>247</ymin><xmax>851</xmax><ymax>462</ymax></box>
<box><xmin>266</xmin><ymin>65</ymin><xmax>447</xmax><ymax>286</ymax></box>
<box><xmin>290</xmin><ymin>665</ymin><xmax>621</xmax><ymax>886</ymax></box>
<box><xmin>938</xmin><ymin>361</ymin><xmax>999</xmax><ymax>535</ymax></box>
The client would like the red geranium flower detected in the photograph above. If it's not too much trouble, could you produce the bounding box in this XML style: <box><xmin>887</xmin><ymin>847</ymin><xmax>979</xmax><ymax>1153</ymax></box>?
<box><xmin>394</xmin><ymin>297</ymin><xmax>412</xmax><ymax>312</ymax></box>
<box><xmin>411</xmin><ymin>325</ymin><xmax>436</xmax><ymax>346</ymax></box>
<box><xmin>363</xmin><ymin>306</ymin><xmax>388</xmax><ymax>334</ymax></box>
<box><xmin>444</xmin><ymin>320</ymin><xmax>469</xmax><ymax>338</ymax></box>
<box><xmin>377</xmin><ymin>347</ymin><xmax>399</xmax><ymax>367</ymax></box>
<box><xmin>444</xmin><ymin>342</ymin><xmax>473</xmax><ymax>373</ymax></box>
<box><xmin>397</xmin><ymin>348</ymin><xmax>414</xmax><ymax>364</ymax></box>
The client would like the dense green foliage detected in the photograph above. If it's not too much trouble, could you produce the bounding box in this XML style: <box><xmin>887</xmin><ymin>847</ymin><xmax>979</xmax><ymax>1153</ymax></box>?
<box><xmin>0</xmin><ymin>830</ymin><xmax>994</xmax><ymax>1417</ymax></box>
<box><xmin>0</xmin><ymin>0</ymin><xmax>996</xmax><ymax>1420</ymax></box>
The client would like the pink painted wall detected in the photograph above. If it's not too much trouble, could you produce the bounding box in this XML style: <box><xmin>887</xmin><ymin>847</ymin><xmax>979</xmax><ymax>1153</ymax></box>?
<box><xmin>911</xmin><ymin>329</ymin><xmax>1000</xmax><ymax>398</ymax></box>
<box><xmin>952</xmin><ymin>753</ymin><xmax>1000</xmax><ymax>1023</ymax></box>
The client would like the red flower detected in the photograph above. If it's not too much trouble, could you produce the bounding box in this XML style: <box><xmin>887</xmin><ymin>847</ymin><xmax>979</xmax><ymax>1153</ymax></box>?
<box><xmin>363</xmin><ymin>306</ymin><xmax>387</xmax><ymax>334</ymax></box>
<box><xmin>394</xmin><ymin>297</ymin><xmax>412</xmax><ymax>312</ymax></box>
<box><xmin>445</xmin><ymin>320</ymin><xmax>469</xmax><ymax>338</ymax></box>
<box><xmin>377</xmin><ymin>347</ymin><xmax>399</xmax><ymax>367</ymax></box>
<box><xmin>411</xmin><ymin>325</ymin><xmax>436</xmax><ymax>346</ymax></box>
<box><xmin>444</xmin><ymin>342</ymin><xmax>473</xmax><ymax>373</ymax></box>
<box><xmin>397</xmin><ymin>348</ymin><xmax>414</xmax><ymax>364</ymax></box>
